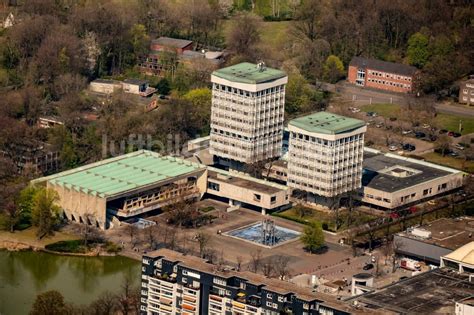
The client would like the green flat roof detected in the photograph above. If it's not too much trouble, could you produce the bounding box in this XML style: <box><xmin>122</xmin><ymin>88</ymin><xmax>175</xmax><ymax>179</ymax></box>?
<box><xmin>212</xmin><ymin>62</ymin><xmax>286</xmax><ymax>84</ymax></box>
<box><xmin>46</xmin><ymin>150</ymin><xmax>204</xmax><ymax>198</ymax></box>
<box><xmin>289</xmin><ymin>112</ymin><xmax>366</xmax><ymax>135</ymax></box>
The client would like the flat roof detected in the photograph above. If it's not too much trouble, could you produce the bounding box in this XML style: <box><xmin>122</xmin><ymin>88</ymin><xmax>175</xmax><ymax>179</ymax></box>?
<box><xmin>356</xmin><ymin>268</ymin><xmax>474</xmax><ymax>314</ymax></box>
<box><xmin>212</xmin><ymin>62</ymin><xmax>286</xmax><ymax>84</ymax></box>
<box><xmin>289</xmin><ymin>112</ymin><xmax>366</xmax><ymax>135</ymax></box>
<box><xmin>207</xmin><ymin>167</ymin><xmax>288</xmax><ymax>195</ymax></box>
<box><xmin>145</xmin><ymin>249</ymin><xmax>376</xmax><ymax>314</ymax></box>
<box><xmin>151</xmin><ymin>37</ymin><xmax>193</xmax><ymax>49</ymax></box>
<box><xmin>44</xmin><ymin>150</ymin><xmax>204</xmax><ymax>198</ymax></box>
<box><xmin>350</xmin><ymin>56</ymin><xmax>417</xmax><ymax>76</ymax></box>
<box><xmin>398</xmin><ymin>217</ymin><xmax>474</xmax><ymax>250</ymax></box>
<box><xmin>362</xmin><ymin>150</ymin><xmax>460</xmax><ymax>193</ymax></box>
<box><xmin>123</xmin><ymin>78</ymin><xmax>147</xmax><ymax>85</ymax></box>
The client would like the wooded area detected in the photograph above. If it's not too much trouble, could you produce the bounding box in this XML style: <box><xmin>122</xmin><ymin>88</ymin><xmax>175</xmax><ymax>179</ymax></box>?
<box><xmin>0</xmin><ymin>0</ymin><xmax>472</xmax><ymax>231</ymax></box>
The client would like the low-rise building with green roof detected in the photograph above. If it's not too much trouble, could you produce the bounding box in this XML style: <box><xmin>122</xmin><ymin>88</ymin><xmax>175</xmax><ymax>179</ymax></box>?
<box><xmin>33</xmin><ymin>150</ymin><xmax>208</xmax><ymax>229</ymax></box>
<box><xmin>32</xmin><ymin>149</ymin><xmax>293</xmax><ymax>229</ymax></box>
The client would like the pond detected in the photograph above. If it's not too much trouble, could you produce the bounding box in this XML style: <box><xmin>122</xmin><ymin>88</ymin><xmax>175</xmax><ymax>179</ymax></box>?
<box><xmin>0</xmin><ymin>250</ymin><xmax>141</xmax><ymax>315</ymax></box>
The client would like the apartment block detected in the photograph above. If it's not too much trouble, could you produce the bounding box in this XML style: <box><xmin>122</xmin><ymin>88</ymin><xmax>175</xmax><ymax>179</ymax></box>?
<box><xmin>140</xmin><ymin>249</ymin><xmax>356</xmax><ymax>315</ymax></box>
<box><xmin>348</xmin><ymin>57</ymin><xmax>417</xmax><ymax>93</ymax></box>
<box><xmin>287</xmin><ymin>112</ymin><xmax>366</xmax><ymax>198</ymax></box>
<box><xmin>459</xmin><ymin>76</ymin><xmax>474</xmax><ymax>105</ymax></box>
<box><xmin>210</xmin><ymin>62</ymin><xmax>288</xmax><ymax>165</ymax></box>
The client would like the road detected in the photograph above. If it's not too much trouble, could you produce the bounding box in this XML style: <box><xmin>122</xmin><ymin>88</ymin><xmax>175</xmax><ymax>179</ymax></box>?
<box><xmin>320</xmin><ymin>81</ymin><xmax>474</xmax><ymax>118</ymax></box>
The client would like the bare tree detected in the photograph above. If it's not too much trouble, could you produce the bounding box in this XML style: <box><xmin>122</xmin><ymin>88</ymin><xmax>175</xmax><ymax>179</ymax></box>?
<box><xmin>196</xmin><ymin>230</ymin><xmax>211</xmax><ymax>258</ymax></box>
<box><xmin>225</xmin><ymin>13</ymin><xmax>261</xmax><ymax>61</ymax></box>
<box><xmin>274</xmin><ymin>255</ymin><xmax>291</xmax><ymax>280</ymax></box>
<box><xmin>262</xmin><ymin>262</ymin><xmax>274</xmax><ymax>278</ymax></box>
<box><xmin>236</xmin><ymin>256</ymin><xmax>243</xmax><ymax>271</ymax></box>
<box><xmin>249</xmin><ymin>249</ymin><xmax>263</xmax><ymax>273</ymax></box>
<box><xmin>88</xmin><ymin>291</ymin><xmax>118</xmax><ymax>315</ymax></box>
<box><xmin>145</xmin><ymin>224</ymin><xmax>158</xmax><ymax>250</ymax></box>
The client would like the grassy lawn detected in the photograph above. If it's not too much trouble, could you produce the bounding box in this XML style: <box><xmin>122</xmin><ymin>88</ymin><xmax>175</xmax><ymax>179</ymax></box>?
<box><xmin>361</xmin><ymin>103</ymin><xmax>474</xmax><ymax>135</ymax></box>
<box><xmin>435</xmin><ymin>113</ymin><xmax>474</xmax><ymax>134</ymax></box>
<box><xmin>360</xmin><ymin>103</ymin><xmax>401</xmax><ymax>118</ymax></box>
<box><xmin>222</xmin><ymin>19</ymin><xmax>291</xmax><ymax>62</ymax></box>
<box><xmin>0</xmin><ymin>227</ymin><xmax>77</xmax><ymax>247</ymax></box>
<box><xmin>421</xmin><ymin>152</ymin><xmax>474</xmax><ymax>172</ymax></box>
<box><xmin>273</xmin><ymin>206</ymin><xmax>377</xmax><ymax>232</ymax></box>
<box><xmin>259</xmin><ymin>21</ymin><xmax>291</xmax><ymax>47</ymax></box>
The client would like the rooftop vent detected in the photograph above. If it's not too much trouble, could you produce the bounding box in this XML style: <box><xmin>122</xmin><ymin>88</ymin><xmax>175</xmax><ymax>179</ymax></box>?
<box><xmin>257</xmin><ymin>61</ymin><xmax>266</xmax><ymax>72</ymax></box>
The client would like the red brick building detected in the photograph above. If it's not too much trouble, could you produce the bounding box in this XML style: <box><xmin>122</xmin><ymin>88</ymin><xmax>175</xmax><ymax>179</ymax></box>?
<box><xmin>347</xmin><ymin>57</ymin><xmax>417</xmax><ymax>93</ymax></box>
<box><xmin>138</xmin><ymin>37</ymin><xmax>193</xmax><ymax>75</ymax></box>
<box><xmin>149</xmin><ymin>37</ymin><xmax>193</xmax><ymax>54</ymax></box>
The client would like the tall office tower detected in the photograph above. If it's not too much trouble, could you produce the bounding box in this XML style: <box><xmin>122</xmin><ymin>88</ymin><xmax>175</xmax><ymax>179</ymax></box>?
<box><xmin>210</xmin><ymin>62</ymin><xmax>288</xmax><ymax>166</ymax></box>
<box><xmin>287</xmin><ymin>112</ymin><xmax>366</xmax><ymax>199</ymax></box>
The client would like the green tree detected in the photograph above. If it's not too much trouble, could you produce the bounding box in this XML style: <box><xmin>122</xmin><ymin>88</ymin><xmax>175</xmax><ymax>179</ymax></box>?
<box><xmin>430</xmin><ymin>35</ymin><xmax>454</xmax><ymax>57</ymax></box>
<box><xmin>183</xmin><ymin>88</ymin><xmax>212</xmax><ymax>135</ymax></box>
<box><xmin>31</xmin><ymin>188</ymin><xmax>61</xmax><ymax>238</ymax></box>
<box><xmin>30</xmin><ymin>290</ymin><xmax>67</xmax><ymax>315</ymax></box>
<box><xmin>322</xmin><ymin>55</ymin><xmax>345</xmax><ymax>83</ymax></box>
<box><xmin>156</xmin><ymin>78</ymin><xmax>171</xmax><ymax>95</ymax></box>
<box><xmin>407</xmin><ymin>32</ymin><xmax>430</xmax><ymax>68</ymax></box>
<box><xmin>301</xmin><ymin>221</ymin><xmax>325</xmax><ymax>253</ymax></box>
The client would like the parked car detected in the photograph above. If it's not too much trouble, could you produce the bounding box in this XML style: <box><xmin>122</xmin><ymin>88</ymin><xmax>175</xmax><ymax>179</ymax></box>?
<box><xmin>389</xmin><ymin>117</ymin><xmax>397</xmax><ymax>121</ymax></box>
<box><xmin>428</xmin><ymin>200</ymin><xmax>437</xmax><ymax>205</ymax></box>
<box><xmin>388</xmin><ymin>145</ymin><xmax>398</xmax><ymax>151</ymax></box>
<box><xmin>351</xmin><ymin>107</ymin><xmax>361</xmax><ymax>113</ymax></box>
<box><xmin>390</xmin><ymin>212</ymin><xmax>400</xmax><ymax>219</ymax></box>
<box><xmin>454</xmin><ymin>143</ymin><xmax>466</xmax><ymax>150</ymax></box>
<box><xmin>429</xmin><ymin>135</ymin><xmax>438</xmax><ymax>142</ymax></box>
<box><xmin>456</xmin><ymin>190</ymin><xmax>467</xmax><ymax>197</ymax></box>
<box><xmin>415</xmin><ymin>131</ymin><xmax>426</xmax><ymax>138</ymax></box>
<box><xmin>422</xmin><ymin>124</ymin><xmax>431</xmax><ymax>129</ymax></box>
<box><xmin>449</xmin><ymin>151</ymin><xmax>459</xmax><ymax>157</ymax></box>
<box><xmin>453</xmin><ymin>132</ymin><xmax>461</xmax><ymax>138</ymax></box>
<box><xmin>402</xmin><ymin>143</ymin><xmax>416</xmax><ymax>151</ymax></box>
<box><xmin>376</xmin><ymin>123</ymin><xmax>384</xmax><ymax>128</ymax></box>
<box><xmin>409</xmin><ymin>206</ymin><xmax>418</xmax><ymax>213</ymax></box>
<box><xmin>439</xmin><ymin>129</ymin><xmax>448</xmax><ymax>134</ymax></box>
<box><xmin>366</xmin><ymin>111</ymin><xmax>377</xmax><ymax>117</ymax></box>
<box><xmin>363</xmin><ymin>263</ymin><xmax>374</xmax><ymax>271</ymax></box>
<box><xmin>402</xmin><ymin>130</ymin><xmax>412</xmax><ymax>135</ymax></box>
<box><xmin>448</xmin><ymin>131</ymin><xmax>454</xmax><ymax>136</ymax></box>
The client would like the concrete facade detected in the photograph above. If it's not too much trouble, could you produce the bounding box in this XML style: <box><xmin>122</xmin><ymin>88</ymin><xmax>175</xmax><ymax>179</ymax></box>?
<box><xmin>459</xmin><ymin>78</ymin><xmax>474</xmax><ymax>105</ymax></box>
<box><xmin>210</xmin><ymin>63</ymin><xmax>288</xmax><ymax>164</ymax></box>
<box><xmin>287</xmin><ymin>112</ymin><xmax>366</xmax><ymax>198</ymax></box>
<box><xmin>89</xmin><ymin>79</ymin><xmax>122</xmax><ymax>95</ymax></box>
<box><xmin>206</xmin><ymin>168</ymin><xmax>290</xmax><ymax>212</ymax></box>
<box><xmin>359</xmin><ymin>149</ymin><xmax>465</xmax><ymax>209</ymax></box>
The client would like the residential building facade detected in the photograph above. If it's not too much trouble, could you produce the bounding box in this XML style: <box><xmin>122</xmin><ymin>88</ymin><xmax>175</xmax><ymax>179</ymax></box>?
<box><xmin>347</xmin><ymin>57</ymin><xmax>417</xmax><ymax>93</ymax></box>
<box><xmin>459</xmin><ymin>76</ymin><xmax>474</xmax><ymax>105</ymax></box>
<box><xmin>210</xmin><ymin>62</ymin><xmax>288</xmax><ymax>165</ymax></box>
<box><xmin>287</xmin><ymin>112</ymin><xmax>366</xmax><ymax>198</ymax></box>
<box><xmin>140</xmin><ymin>249</ymin><xmax>353</xmax><ymax>315</ymax></box>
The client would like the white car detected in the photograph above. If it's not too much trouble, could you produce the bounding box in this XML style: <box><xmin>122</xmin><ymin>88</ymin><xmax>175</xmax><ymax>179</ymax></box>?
<box><xmin>402</xmin><ymin>130</ymin><xmax>412</xmax><ymax>135</ymax></box>
<box><xmin>454</xmin><ymin>144</ymin><xmax>465</xmax><ymax>150</ymax></box>
<box><xmin>351</xmin><ymin>108</ymin><xmax>361</xmax><ymax>113</ymax></box>
<box><xmin>388</xmin><ymin>145</ymin><xmax>398</xmax><ymax>151</ymax></box>
<box><xmin>422</xmin><ymin>124</ymin><xmax>430</xmax><ymax>129</ymax></box>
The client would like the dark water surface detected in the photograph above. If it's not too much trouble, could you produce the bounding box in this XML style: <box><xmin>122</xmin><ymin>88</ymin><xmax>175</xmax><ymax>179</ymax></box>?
<box><xmin>0</xmin><ymin>250</ymin><xmax>140</xmax><ymax>315</ymax></box>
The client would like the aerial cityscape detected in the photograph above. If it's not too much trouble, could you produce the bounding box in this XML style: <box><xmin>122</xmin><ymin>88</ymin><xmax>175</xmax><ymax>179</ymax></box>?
<box><xmin>0</xmin><ymin>0</ymin><xmax>473</xmax><ymax>314</ymax></box>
